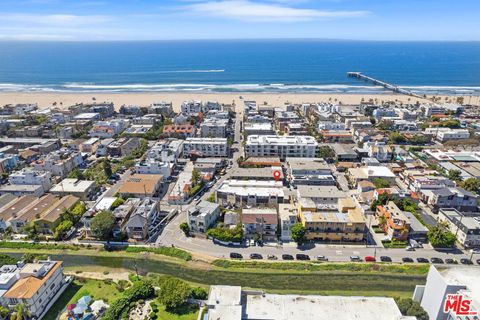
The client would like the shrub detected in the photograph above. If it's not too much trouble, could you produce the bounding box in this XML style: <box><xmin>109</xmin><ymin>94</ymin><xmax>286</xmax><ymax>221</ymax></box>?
<box><xmin>191</xmin><ymin>287</ymin><xmax>208</xmax><ymax>300</ymax></box>
<box><xmin>102</xmin><ymin>280</ymin><xmax>155</xmax><ymax>320</ymax></box>
<box><xmin>157</xmin><ymin>278</ymin><xmax>192</xmax><ymax>310</ymax></box>
<box><xmin>206</xmin><ymin>224</ymin><xmax>242</xmax><ymax>242</ymax></box>
<box><xmin>0</xmin><ymin>241</ymin><xmax>79</xmax><ymax>251</ymax></box>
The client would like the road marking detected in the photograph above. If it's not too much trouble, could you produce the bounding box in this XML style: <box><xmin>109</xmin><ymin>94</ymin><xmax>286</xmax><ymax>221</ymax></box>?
<box><xmin>336</xmin><ymin>250</ymin><xmax>342</xmax><ymax>255</ymax></box>
<box><xmin>353</xmin><ymin>251</ymin><xmax>360</xmax><ymax>255</ymax></box>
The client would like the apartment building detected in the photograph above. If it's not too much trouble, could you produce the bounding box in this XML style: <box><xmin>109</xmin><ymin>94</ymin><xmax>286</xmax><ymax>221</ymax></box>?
<box><xmin>117</xmin><ymin>174</ymin><xmax>164</xmax><ymax>198</ymax></box>
<box><xmin>8</xmin><ymin>169</ymin><xmax>52</xmax><ymax>192</ymax></box>
<box><xmin>438</xmin><ymin>208</ymin><xmax>480</xmax><ymax>247</ymax></box>
<box><xmin>187</xmin><ymin>200</ymin><xmax>220</xmax><ymax>233</ymax></box>
<box><xmin>183</xmin><ymin>137</ymin><xmax>229</xmax><ymax>157</ymax></box>
<box><xmin>376</xmin><ymin>201</ymin><xmax>410</xmax><ymax>241</ymax></box>
<box><xmin>278</xmin><ymin>202</ymin><xmax>298</xmax><ymax>241</ymax></box>
<box><xmin>286</xmin><ymin>158</ymin><xmax>335</xmax><ymax>186</ymax></box>
<box><xmin>321</xmin><ymin>130</ymin><xmax>354</xmax><ymax>143</ymax></box>
<box><xmin>243</xmin><ymin>123</ymin><xmax>274</xmax><ymax>136</ymax></box>
<box><xmin>147</xmin><ymin>139</ymin><xmax>184</xmax><ymax>164</ymax></box>
<box><xmin>245</xmin><ymin>135</ymin><xmax>318</xmax><ymax>159</ymax></box>
<box><xmin>134</xmin><ymin>159</ymin><xmax>173</xmax><ymax>177</ymax></box>
<box><xmin>298</xmin><ymin>197</ymin><xmax>366</xmax><ymax>242</ymax></box>
<box><xmin>124</xmin><ymin>197</ymin><xmax>159</xmax><ymax>241</ymax></box>
<box><xmin>33</xmin><ymin>150</ymin><xmax>83</xmax><ymax>178</ymax></box>
<box><xmin>107</xmin><ymin>137</ymin><xmax>140</xmax><ymax>157</ymax></box>
<box><xmin>437</xmin><ymin>129</ymin><xmax>470</xmax><ymax>142</ymax></box>
<box><xmin>317</xmin><ymin>121</ymin><xmax>346</xmax><ymax>131</ymax></box>
<box><xmin>79</xmin><ymin>137</ymin><xmax>100</xmax><ymax>154</ymax></box>
<box><xmin>366</xmin><ymin>141</ymin><xmax>393</xmax><ymax>162</ymax></box>
<box><xmin>420</xmin><ymin>186</ymin><xmax>478</xmax><ymax>212</ymax></box>
<box><xmin>216</xmin><ymin>180</ymin><xmax>285</xmax><ymax>207</ymax></box>
<box><xmin>241</xmin><ymin>208</ymin><xmax>278</xmax><ymax>242</ymax></box>
<box><xmin>163</xmin><ymin>124</ymin><xmax>195</xmax><ymax>138</ymax></box>
<box><xmin>200</xmin><ymin>118</ymin><xmax>229</xmax><ymax>138</ymax></box>
<box><xmin>0</xmin><ymin>260</ymin><xmax>68</xmax><ymax>319</ymax></box>
<box><xmin>274</xmin><ymin>111</ymin><xmax>302</xmax><ymax>131</ymax></box>
<box><xmin>89</xmin><ymin>119</ymin><xmax>128</xmax><ymax>138</ymax></box>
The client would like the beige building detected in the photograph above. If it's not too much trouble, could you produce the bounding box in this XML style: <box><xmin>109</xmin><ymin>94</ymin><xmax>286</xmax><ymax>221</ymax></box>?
<box><xmin>299</xmin><ymin>197</ymin><xmax>366</xmax><ymax>242</ymax></box>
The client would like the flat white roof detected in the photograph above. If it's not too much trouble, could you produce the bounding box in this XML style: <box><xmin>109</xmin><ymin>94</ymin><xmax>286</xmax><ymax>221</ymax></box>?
<box><xmin>247</xmin><ymin>135</ymin><xmax>318</xmax><ymax>146</ymax></box>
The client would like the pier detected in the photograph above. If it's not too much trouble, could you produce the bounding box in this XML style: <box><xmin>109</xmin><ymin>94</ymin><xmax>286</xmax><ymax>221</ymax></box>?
<box><xmin>347</xmin><ymin>72</ymin><xmax>425</xmax><ymax>99</ymax></box>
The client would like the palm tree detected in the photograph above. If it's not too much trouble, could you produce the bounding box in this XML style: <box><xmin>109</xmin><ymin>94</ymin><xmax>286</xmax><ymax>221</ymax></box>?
<box><xmin>378</xmin><ymin>215</ymin><xmax>387</xmax><ymax>230</ymax></box>
<box><xmin>12</xmin><ymin>303</ymin><xmax>31</xmax><ymax>320</ymax></box>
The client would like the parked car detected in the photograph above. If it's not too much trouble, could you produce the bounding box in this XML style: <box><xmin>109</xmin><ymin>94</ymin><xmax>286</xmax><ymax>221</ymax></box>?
<box><xmin>402</xmin><ymin>257</ymin><xmax>414</xmax><ymax>263</ymax></box>
<box><xmin>230</xmin><ymin>252</ymin><xmax>242</xmax><ymax>259</ymax></box>
<box><xmin>365</xmin><ymin>256</ymin><xmax>376</xmax><ymax>262</ymax></box>
<box><xmin>296</xmin><ymin>254</ymin><xmax>310</xmax><ymax>260</ymax></box>
<box><xmin>405</xmin><ymin>246</ymin><xmax>415</xmax><ymax>251</ymax></box>
<box><xmin>430</xmin><ymin>257</ymin><xmax>444</xmax><ymax>264</ymax></box>
<box><xmin>267</xmin><ymin>254</ymin><xmax>278</xmax><ymax>260</ymax></box>
<box><xmin>316</xmin><ymin>255</ymin><xmax>328</xmax><ymax>261</ymax></box>
<box><xmin>250</xmin><ymin>253</ymin><xmax>263</xmax><ymax>260</ymax></box>
<box><xmin>416</xmin><ymin>258</ymin><xmax>429</xmax><ymax>263</ymax></box>
<box><xmin>445</xmin><ymin>258</ymin><xmax>458</xmax><ymax>264</ymax></box>
<box><xmin>476</xmin><ymin>259</ymin><xmax>480</xmax><ymax>265</ymax></box>
<box><xmin>350</xmin><ymin>255</ymin><xmax>362</xmax><ymax>262</ymax></box>
<box><xmin>282</xmin><ymin>254</ymin><xmax>294</xmax><ymax>260</ymax></box>
<box><xmin>460</xmin><ymin>258</ymin><xmax>473</xmax><ymax>265</ymax></box>
<box><xmin>380</xmin><ymin>256</ymin><xmax>392</xmax><ymax>262</ymax></box>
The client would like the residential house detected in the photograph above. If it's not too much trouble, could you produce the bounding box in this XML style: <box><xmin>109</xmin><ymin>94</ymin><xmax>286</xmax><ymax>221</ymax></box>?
<box><xmin>187</xmin><ymin>200</ymin><xmax>220</xmax><ymax>233</ymax></box>
<box><xmin>241</xmin><ymin>207</ymin><xmax>278</xmax><ymax>242</ymax></box>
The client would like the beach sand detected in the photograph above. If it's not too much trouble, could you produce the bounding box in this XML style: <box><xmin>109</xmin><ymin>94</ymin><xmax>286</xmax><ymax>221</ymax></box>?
<box><xmin>0</xmin><ymin>92</ymin><xmax>472</xmax><ymax>112</ymax></box>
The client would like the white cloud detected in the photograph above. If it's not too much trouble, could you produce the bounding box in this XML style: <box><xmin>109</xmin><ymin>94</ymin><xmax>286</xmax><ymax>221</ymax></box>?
<box><xmin>0</xmin><ymin>13</ymin><xmax>113</xmax><ymax>26</ymax></box>
<box><xmin>185</xmin><ymin>0</ymin><xmax>369</xmax><ymax>22</ymax></box>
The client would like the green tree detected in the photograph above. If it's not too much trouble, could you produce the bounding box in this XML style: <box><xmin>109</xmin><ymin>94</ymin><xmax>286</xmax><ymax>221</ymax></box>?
<box><xmin>206</xmin><ymin>193</ymin><xmax>216</xmax><ymax>203</ymax></box>
<box><xmin>459</xmin><ymin>177</ymin><xmax>480</xmax><ymax>194</ymax></box>
<box><xmin>428</xmin><ymin>222</ymin><xmax>456</xmax><ymax>248</ymax></box>
<box><xmin>53</xmin><ymin>220</ymin><xmax>73</xmax><ymax>240</ymax></box>
<box><xmin>68</xmin><ymin>167</ymin><xmax>85</xmax><ymax>180</ymax></box>
<box><xmin>318</xmin><ymin>146</ymin><xmax>335</xmax><ymax>161</ymax></box>
<box><xmin>0</xmin><ymin>253</ymin><xmax>17</xmax><ymax>266</ymax></box>
<box><xmin>191</xmin><ymin>168</ymin><xmax>201</xmax><ymax>187</ymax></box>
<box><xmin>12</xmin><ymin>303</ymin><xmax>31</xmax><ymax>320</ymax></box>
<box><xmin>0</xmin><ymin>306</ymin><xmax>10</xmax><ymax>320</ymax></box>
<box><xmin>377</xmin><ymin>119</ymin><xmax>394</xmax><ymax>130</ymax></box>
<box><xmin>111</xmin><ymin>197</ymin><xmax>125</xmax><ymax>210</ymax></box>
<box><xmin>103</xmin><ymin>159</ymin><xmax>113</xmax><ymax>178</ymax></box>
<box><xmin>395</xmin><ymin>298</ymin><xmax>428</xmax><ymax>320</ymax></box>
<box><xmin>447</xmin><ymin>169</ymin><xmax>462</xmax><ymax>182</ymax></box>
<box><xmin>179</xmin><ymin>222</ymin><xmax>190</xmax><ymax>236</ymax></box>
<box><xmin>372</xmin><ymin>178</ymin><xmax>390</xmax><ymax>189</ymax></box>
<box><xmin>90</xmin><ymin>210</ymin><xmax>115</xmax><ymax>240</ymax></box>
<box><xmin>291</xmin><ymin>223</ymin><xmax>306</xmax><ymax>245</ymax></box>
<box><xmin>21</xmin><ymin>253</ymin><xmax>47</xmax><ymax>263</ymax></box>
<box><xmin>157</xmin><ymin>277</ymin><xmax>192</xmax><ymax>310</ymax></box>
<box><xmin>389</xmin><ymin>132</ymin><xmax>406</xmax><ymax>144</ymax></box>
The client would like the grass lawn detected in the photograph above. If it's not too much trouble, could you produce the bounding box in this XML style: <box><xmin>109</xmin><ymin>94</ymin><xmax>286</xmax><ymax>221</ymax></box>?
<box><xmin>155</xmin><ymin>304</ymin><xmax>199</xmax><ymax>320</ymax></box>
<box><xmin>43</xmin><ymin>278</ymin><xmax>123</xmax><ymax>320</ymax></box>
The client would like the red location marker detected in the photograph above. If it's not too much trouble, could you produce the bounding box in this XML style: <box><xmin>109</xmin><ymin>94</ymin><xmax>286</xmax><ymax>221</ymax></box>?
<box><xmin>273</xmin><ymin>170</ymin><xmax>281</xmax><ymax>181</ymax></box>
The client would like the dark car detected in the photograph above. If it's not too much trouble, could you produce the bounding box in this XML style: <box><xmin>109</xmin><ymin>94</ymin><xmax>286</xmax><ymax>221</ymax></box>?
<box><xmin>380</xmin><ymin>256</ymin><xmax>392</xmax><ymax>262</ymax></box>
<box><xmin>416</xmin><ymin>257</ymin><xmax>429</xmax><ymax>263</ymax></box>
<box><xmin>282</xmin><ymin>254</ymin><xmax>294</xmax><ymax>260</ymax></box>
<box><xmin>250</xmin><ymin>253</ymin><xmax>263</xmax><ymax>260</ymax></box>
<box><xmin>230</xmin><ymin>252</ymin><xmax>242</xmax><ymax>259</ymax></box>
<box><xmin>460</xmin><ymin>258</ymin><xmax>473</xmax><ymax>265</ymax></box>
<box><xmin>402</xmin><ymin>257</ymin><xmax>414</xmax><ymax>263</ymax></box>
<box><xmin>430</xmin><ymin>257</ymin><xmax>444</xmax><ymax>264</ymax></box>
<box><xmin>476</xmin><ymin>259</ymin><xmax>480</xmax><ymax>265</ymax></box>
<box><xmin>445</xmin><ymin>258</ymin><xmax>458</xmax><ymax>264</ymax></box>
<box><xmin>296</xmin><ymin>254</ymin><xmax>310</xmax><ymax>260</ymax></box>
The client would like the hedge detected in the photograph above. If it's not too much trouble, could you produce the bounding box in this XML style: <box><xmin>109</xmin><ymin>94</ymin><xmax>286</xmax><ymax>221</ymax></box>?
<box><xmin>0</xmin><ymin>241</ymin><xmax>79</xmax><ymax>251</ymax></box>
<box><xmin>125</xmin><ymin>246</ymin><xmax>192</xmax><ymax>261</ymax></box>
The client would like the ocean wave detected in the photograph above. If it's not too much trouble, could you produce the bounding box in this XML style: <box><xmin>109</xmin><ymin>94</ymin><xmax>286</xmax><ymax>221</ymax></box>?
<box><xmin>1</xmin><ymin>82</ymin><xmax>480</xmax><ymax>95</ymax></box>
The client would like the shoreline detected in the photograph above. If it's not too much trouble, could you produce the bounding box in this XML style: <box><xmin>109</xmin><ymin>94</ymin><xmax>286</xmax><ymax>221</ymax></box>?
<box><xmin>0</xmin><ymin>92</ymin><xmax>476</xmax><ymax>112</ymax></box>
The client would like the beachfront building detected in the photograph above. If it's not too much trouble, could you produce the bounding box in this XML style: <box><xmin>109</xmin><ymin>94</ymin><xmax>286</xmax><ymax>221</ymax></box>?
<box><xmin>147</xmin><ymin>140</ymin><xmax>184</xmax><ymax>164</ymax></box>
<box><xmin>149</xmin><ymin>102</ymin><xmax>174</xmax><ymax>116</ymax></box>
<box><xmin>0</xmin><ymin>260</ymin><xmax>68</xmax><ymax>319</ymax></box>
<box><xmin>245</xmin><ymin>135</ymin><xmax>318</xmax><ymax>160</ymax></box>
<box><xmin>183</xmin><ymin>138</ymin><xmax>229</xmax><ymax>157</ymax></box>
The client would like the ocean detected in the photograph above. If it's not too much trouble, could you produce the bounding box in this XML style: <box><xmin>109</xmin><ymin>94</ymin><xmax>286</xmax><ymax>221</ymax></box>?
<box><xmin>0</xmin><ymin>40</ymin><xmax>479</xmax><ymax>95</ymax></box>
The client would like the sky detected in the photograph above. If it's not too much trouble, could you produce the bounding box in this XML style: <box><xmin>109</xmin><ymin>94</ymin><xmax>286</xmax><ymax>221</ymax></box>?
<box><xmin>0</xmin><ymin>0</ymin><xmax>479</xmax><ymax>41</ymax></box>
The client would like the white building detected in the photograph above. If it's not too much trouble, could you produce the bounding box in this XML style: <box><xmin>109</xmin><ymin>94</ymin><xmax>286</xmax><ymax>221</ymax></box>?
<box><xmin>286</xmin><ymin>158</ymin><xmax>335</xmax><ymax>186</ymax></box>
<box><xmin>184</xmin><ymin>138</ymin><xmax>229</xmax><ymax>157</ymax></box>
<box><xmin>245</xmin><ymin>135</ymin><xmax>318</xmax><ymax>159</ymax></box>
<box><xmin>438</xmin><ymin>209</ymin><xmax>480</xmax><ymax>247</ymax></box>
<box><xmin>187</xmin><ymin>200</ymin><xmax>220</xmax><ymax>233</ymax></box>
<box><xmin>0</xmin><ymin>260</ymin><xmax>68</xmax><ymax>319</ymax></box>
<box><xmin>33</xmin><ymin>150</ymin><xmax>83</xmax><ymax>178</ymax></box>
<box><xmin>243</xmin><ymin>123</ymin><xmax>274</xmax><ymax>136</ymax></box>
<box><xmin>8</xmin><ymin>169</ymin><xmax>52</xmax><ymax>192</ymax></box>
<box><xmin>216</xmin><ymin>179</ymin><xmax>285</xmax><ymax>207</ymax></box>
<box><xmin>200</xmin><ymin>118</ymin><xmax>229</xmax><ymax>138</ymax></box>
<box><xmin>89</xmin><ymin>119</ymin><xmax>128</xmax><ymax>138</ymax></box>
<box><xmin>279</xmin><ymin>203</ymin><xmax>298</xmax><ymax>241</ymax></box>
<box><xmin>207</xmin><ymin>285</ymin><xmax>416</xmax><ymax>320</ymax></box>
<box><xmin>437</xmin><ymin>129</ymin><xmax>470</xmax><ymax>142</ymax></box>
<box><xmin>415</xmin><ymin>265</ymin><xmax>479</xmax><ymax>320</ymax></box>
<box><xmin>147</xmin><ymin>140</ymin><xmax>184</xmax><ymax>164</ymax></box>
<box><xmin>134</xmin><ymin>159</ymin><xmax>173</xmax><ymax>177</ymax></box>
<box><xmin>317</xmin><ymin>121</ymin><xmax>346</xmax><ymax>131</ymax></box>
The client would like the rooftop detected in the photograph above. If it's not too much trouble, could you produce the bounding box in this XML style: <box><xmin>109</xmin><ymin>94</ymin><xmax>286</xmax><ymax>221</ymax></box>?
<box><xmin>50</xmin><ymin>178</ymin><xmax>95</xmax><ymax>193</ymax></box>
